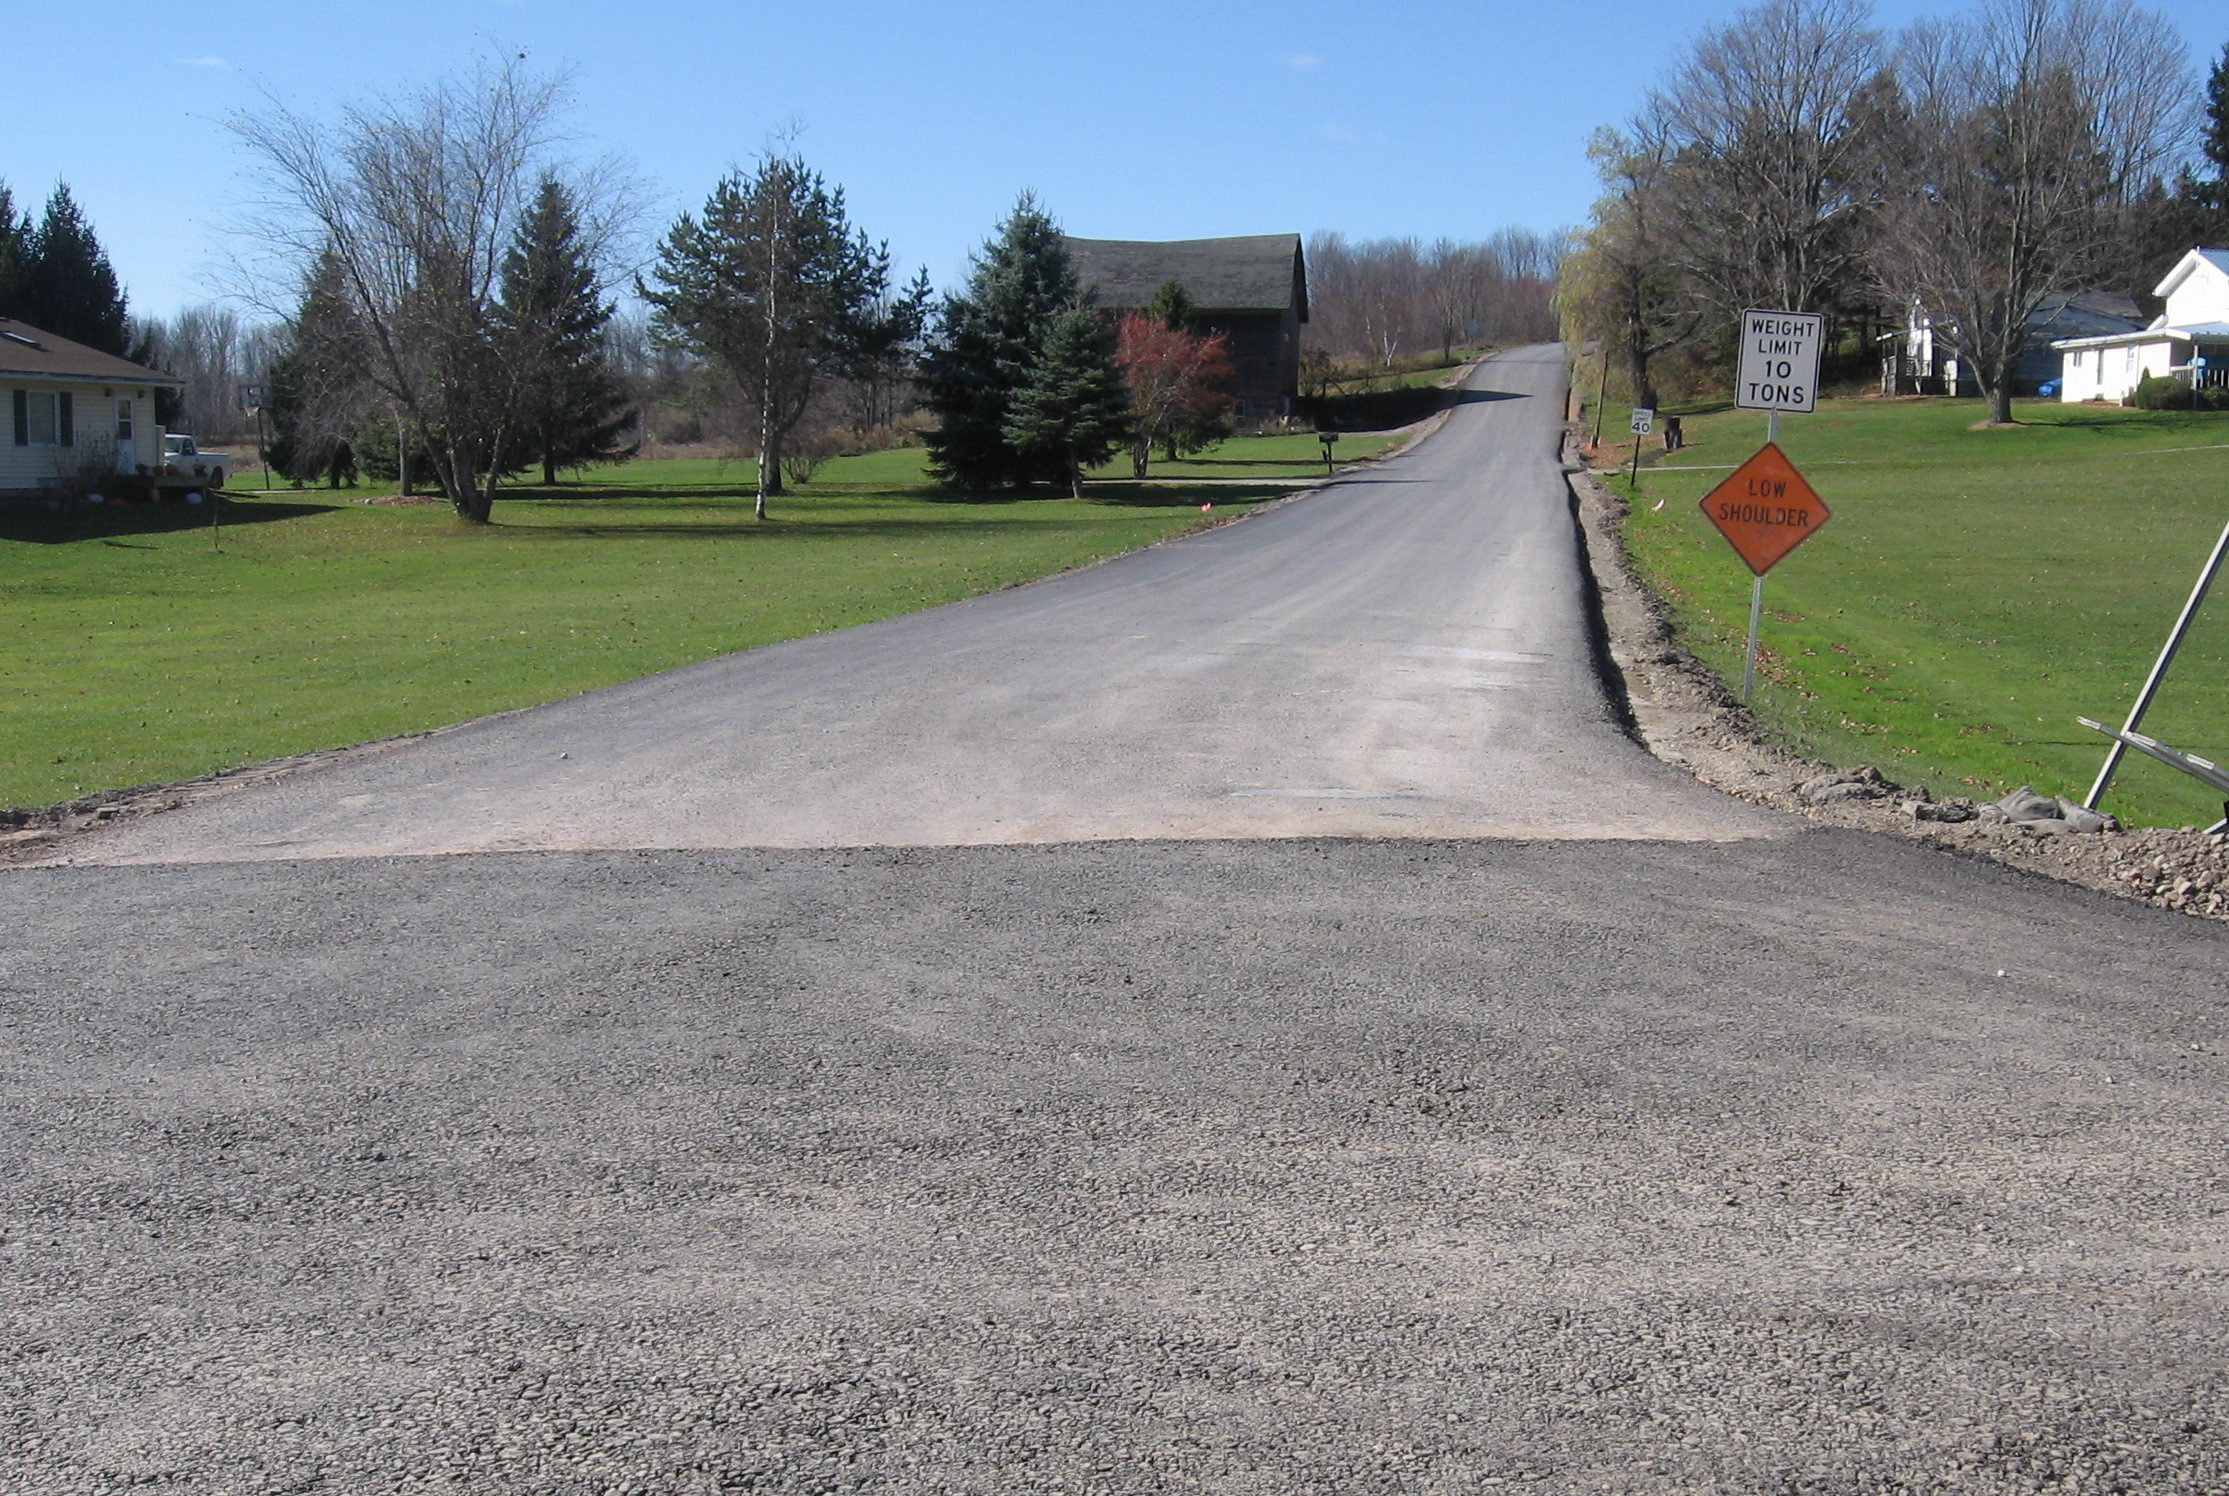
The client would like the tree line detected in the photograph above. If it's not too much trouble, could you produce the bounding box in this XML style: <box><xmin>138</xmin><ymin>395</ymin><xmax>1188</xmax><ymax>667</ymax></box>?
<box><xmin>21</xmin><ymin>54</ymin><xmax>1569</xmax><ymax>518</ymax></box>
<box><xmin>0</xmin><ymin>182</ymin><xmax>137</xmax><ymax>361</ymax></box>
<box><xmin>1303</xmin><ymin>229</ymin><xmax>1567</xmax><ymax>377</ymax></box>
<box><xmin>1561</xmin><ymin>0</ymin><xmax>2216</xmax><ymax>426</ymax></box>
<box><xmin>226</xmin><ymin>58</ymin><xmax>1284</xmax><ymax>517</ymax></box>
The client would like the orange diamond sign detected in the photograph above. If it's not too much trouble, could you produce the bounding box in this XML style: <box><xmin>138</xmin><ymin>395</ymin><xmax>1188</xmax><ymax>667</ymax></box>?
<box><xmin>1699</xmin><ymin>442</ymin><xmax>1830</xmax><ymax>575</ymax></box>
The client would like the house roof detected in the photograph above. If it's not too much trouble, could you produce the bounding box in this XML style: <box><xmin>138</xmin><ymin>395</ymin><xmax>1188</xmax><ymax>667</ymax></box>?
<box><xmin>1916</xmin><ymin>292</ymin><xmax>2142</xmax><ymax>334</ymax></box>
<box><xmin>2039</xmin><ymin>291</ymin><xmax>2142</xmax><ymax>323</ymax></box>
<box><xmin>2152</xmin><ymin>246</ymin><xmax>2229</xmax><ymax>302</ymax></box>
<box><xmin>2051</xmin><ymin>321</ymin><xmax>2229</xmax><ymax>351</ymax></box>
<box><xmin>0</xmin><ymin>319</ymin><xmax>181</xmax><ymax>388</ymax></box>
<box><xmin>1063</xmin><ymin>234</ymin><xmax>1308</xmax><ymax>320</ymax></box>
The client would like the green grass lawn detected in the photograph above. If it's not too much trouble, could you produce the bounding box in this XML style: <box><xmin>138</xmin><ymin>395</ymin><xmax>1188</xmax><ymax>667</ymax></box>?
<box><xmin>1605</xmin><ymin>394</ymin><xmax>2229</xmax><ymax>829</ymax></box>
<box><xmin>0</xmin><ymin>459</ymin><xmax>1305</xmax><ymax>809</ymax></box>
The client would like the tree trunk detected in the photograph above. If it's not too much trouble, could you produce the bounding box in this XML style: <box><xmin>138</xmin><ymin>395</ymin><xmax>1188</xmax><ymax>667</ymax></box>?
<box><xmin>542</xmin><ymin>452</ymin><xmax>556</xmax><ymax>486</ymax></box>
<box><xmin>762</xmin><ymin>426</ymin><xmax>786</xmax><ymax>499</ymax></box>
<box><xmin>1068</xmin><ymin>453</ymin><xmax>1082</xmax><ymax>500</ymax></box>
<box><xmin>436</xmin><ymin>444</ymin><xmax>492</xmax><ymax>524</ymax></box>
<box><xmin>1987</xmin><ymin>383</ymin><xmax>2013</xmax><ymax>425</ymax></box>
<box><xmin>1131</xmin><ymin>436</ymin><xmax>1149</xmax><ymax>479</ymax></box>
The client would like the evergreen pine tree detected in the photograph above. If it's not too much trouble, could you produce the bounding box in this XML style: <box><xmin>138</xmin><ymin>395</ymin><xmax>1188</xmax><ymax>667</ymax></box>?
<box><xmin>24</xmin><ymin>184</ymin><xmax>129</xmax><ymax>354</ymax></box>
<box><xmin>499</xmin><ymin>177</ymin><xmax>636</xmax><ymax>484</ymax></box>
<box><xmin>2203</xmin><ymin>43</ymin><xmax>2229</xmax><ymax>207</ymax></box>
<box><xmin>1142</xmin><ymin>277</ymin><xmax>1198</xmax><ymax>331</ymax></box>
<box><xmin>920</xmin><ymin>194</ymin><xmax>1081</xmax><ymax>489</ymax></box>
<box><xmin>267</xmin><ymin>248</ymin><xmax>368</xmax><ymax>484</ymax></box>
<box><xmin>1001</xmin><ymin>304</ymin><xmax>1130</xmax><ymax>498</ymax></box>
<box><xmin>0</xmin><ymin>183</ymin><xmax>31</xmax><ymax>323</ymax></box>
<box><xmin>643</xmin><ymin>156</ymin><xmax>888</xmax><ymax>516</ymax></box>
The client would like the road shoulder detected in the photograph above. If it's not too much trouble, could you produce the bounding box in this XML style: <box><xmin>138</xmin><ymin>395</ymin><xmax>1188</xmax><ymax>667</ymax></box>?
<box><xmin>1564</xmin><ymin>431</ymin><xmax>2229</xmax><ymax>922</ymax></box>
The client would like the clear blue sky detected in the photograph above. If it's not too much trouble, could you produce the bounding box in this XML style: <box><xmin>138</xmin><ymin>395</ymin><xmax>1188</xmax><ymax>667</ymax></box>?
<box><xmin>6</xmin><ymin>0</ymin><xmax>2226</xmax><ymax>321</ymax></box>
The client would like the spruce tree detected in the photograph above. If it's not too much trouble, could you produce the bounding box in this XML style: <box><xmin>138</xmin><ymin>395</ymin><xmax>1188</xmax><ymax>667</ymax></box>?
<box><xmin>920</xmin><ymin>194</ymin><xmax>1081</xmax><ymax>489</ymax></box>
<box><xmin>2204</xmin><ymin>44</ymin><xmax>2229</xmax><ymax>204</ymax></box>
<box><xmin>1001</xmin><ymin>304</ymin><xmax>1130</xmax><ymax>498</ymax></box>
<box><xmin>267</xmin><ymin>248</ymin><xmax>368</xmax><ymax>484</ymax></box>
<box><xmin>1142</xmin><ymin>277</ymin><xmax>1198</xmax><ymax>331</ymax></box>
<box><xmin>499</xmin><ymin>177</ymin><xmax>636</xmax><ymax>484</ymax></box>
<box><xmin>0</xmin><ymin>183</ymin><xmax>30</xmax><ymax>323</ymax></box>
<box><xmin>24</xmin><ymin>184</ymin><xmax>129</xmax><ymax>354</ymax></box>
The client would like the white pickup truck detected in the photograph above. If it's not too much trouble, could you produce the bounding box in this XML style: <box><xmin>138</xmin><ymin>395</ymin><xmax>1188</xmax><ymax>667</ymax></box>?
<box><xmin>155</xmin><ymin>433</ymin><xmax>228</xmax><ymax>494</ymax></box>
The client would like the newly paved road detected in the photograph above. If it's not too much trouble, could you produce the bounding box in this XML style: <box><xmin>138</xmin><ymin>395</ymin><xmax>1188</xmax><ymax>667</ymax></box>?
<box><xmin>29</xmin><ymin>346</ymin><xmax>1771</xmax><ymax>866</ymax></box>
<box><xmin>7</xmin><ymin>350</ymin><xmax>2229</xmax><ymax>1492</ymax></box>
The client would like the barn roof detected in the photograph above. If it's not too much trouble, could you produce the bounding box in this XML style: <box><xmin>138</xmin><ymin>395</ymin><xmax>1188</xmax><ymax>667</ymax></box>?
<box><xmin>1063</xmin><ymin>234</ymin><xmax>1308</xmax><ymax>320</ymax></box>
<box><xmin>0</xmin><ymin>319</ymin><xmax>181</xmax><ymax>387</ymax></box>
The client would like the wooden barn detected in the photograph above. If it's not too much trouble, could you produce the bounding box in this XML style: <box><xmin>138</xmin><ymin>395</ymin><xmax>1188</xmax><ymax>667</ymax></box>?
<box><xmin>1062</xmin><ymin>234</ymin><xmax>1309</xmax><ymax>423</ymax></box>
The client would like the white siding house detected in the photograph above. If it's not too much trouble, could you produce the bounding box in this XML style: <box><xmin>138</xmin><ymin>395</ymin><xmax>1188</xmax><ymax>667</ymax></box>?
<box><xmin>2052</xmin><ymin>247</ymin><xmax>2229</xmax><ymax>403</ymax></box>
<box><xmin>1</xmin><ymin>318</ymin><xmax>181</xmax><ymax>495</ymax></box>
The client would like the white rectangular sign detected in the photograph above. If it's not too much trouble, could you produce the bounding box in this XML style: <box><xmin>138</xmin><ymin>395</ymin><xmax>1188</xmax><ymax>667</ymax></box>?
<box><xmin>1737</xmin><ymin>309</ymin><xmax>1823</xmax><ymax>414</ymax></box>
<box><xmin>1629</xmin><ymin>406</ymin><xmax>1655</xmax><ymax>436</ymax></box>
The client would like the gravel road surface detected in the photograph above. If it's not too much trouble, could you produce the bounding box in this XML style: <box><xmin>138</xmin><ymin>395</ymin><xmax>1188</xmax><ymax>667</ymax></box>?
<box><xmin>7</xmin><ymin>349</ymin><xmax>2228</xmax><ymax>1492</ymax></box>
<box><xmin>7</xmin><ymin>839</ymin><xmax>2228</xmax><ymax>1492</ymax></box>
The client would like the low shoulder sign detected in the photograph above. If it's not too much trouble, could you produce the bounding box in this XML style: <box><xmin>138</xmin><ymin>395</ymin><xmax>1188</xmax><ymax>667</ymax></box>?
<box><xmin>1737</xmin><ymin>309</ymin><xmax>1823</xmax><ymax>414</ymax></box>
<box><xmin>1700</xmin><ymin>443</ymin><xmax>1830</xmax><ymax>575</ymax></box>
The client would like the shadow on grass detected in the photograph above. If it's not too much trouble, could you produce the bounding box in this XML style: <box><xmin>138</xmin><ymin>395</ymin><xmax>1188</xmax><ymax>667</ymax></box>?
<box><xmin>0</xmin><ymin>496</ymin><xmax>340</xmax><ymax>546</ymax></box>
<box><xmin>492</xmin><ymin>482</ymin><xmax>767</xmax><ymax>504</ymax></box>
<box><xmin>1078</xmin><ymin>484</ymin><xmax>1294</xmax><ymax>507</ymax></box>
<box><xmin>489</xmin><ymin>489</ymin><xmax>1293</xmax><ymax>541</ymax></box>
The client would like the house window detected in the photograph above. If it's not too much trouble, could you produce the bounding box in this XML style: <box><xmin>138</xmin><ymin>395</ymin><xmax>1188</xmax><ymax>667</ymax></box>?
<box><xmin>2072</xmin><ymin>350</ymin><xmax>2085</xmax><ymax>368</ymax></box>
<box><xmin>11</xmin><ymin>389</ymin><xmax>73</xmax><ymax>447</ymax></box>
<box><xmin>116</xmin><ymin>397</ymin><xmax>132</xmax><ymax>444</ymax></box>
<box><xmin>2126</xmin><ymin>347</ymin><xmax>2138</xmax><ymax>370</ymax></box>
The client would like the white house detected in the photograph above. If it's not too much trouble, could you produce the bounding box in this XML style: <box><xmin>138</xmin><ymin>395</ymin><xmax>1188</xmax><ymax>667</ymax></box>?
<box><xmin>1</xmin><ymin>318</ymin><xmax>181</xmax><ymax>495</ymax></box>
<box><xmin>2052</xmin><ymin>247</ymin><xmax>2229</xmax><ymax>403</ymax></box>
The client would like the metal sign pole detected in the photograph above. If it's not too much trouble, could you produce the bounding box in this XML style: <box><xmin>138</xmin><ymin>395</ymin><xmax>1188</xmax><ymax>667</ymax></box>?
<box><xmin>1740</xmin><ymin>409</ymin><xmax>1780</xmax><ymax>706</ymax></box>
<box><xmin>2084</xmin><ymin>510</ymin><xmax>2229</xmax><ymax>809</ymax></box>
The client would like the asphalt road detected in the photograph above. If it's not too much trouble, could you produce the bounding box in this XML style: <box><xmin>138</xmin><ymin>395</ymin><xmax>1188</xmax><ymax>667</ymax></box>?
<box><xmin>28</xmin><ymin>346</ymin><xmax>1771</xmax><ymax>867</ymax></box>
<box><xmin>7</xmin><ymin>350</ymin><xmax>2229</xmax><ymax>1493</ymax></box>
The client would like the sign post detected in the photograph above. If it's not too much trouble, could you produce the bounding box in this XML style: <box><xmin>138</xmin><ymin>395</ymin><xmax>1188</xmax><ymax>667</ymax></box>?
<box><xmin>1698</xmin><ymin>444</ymin><xmax>1832</xmax><ymax>704</ymax></box>
<box><xmin>1627</xmin><ymin>406</ymin><xmax>1654</xmax><ymax>485</ymax></box>
<box><xmin>1710</xmin><ymin>310</ymin><xmax>1831</xmax><ymax>703</ymax></box>
<box><xmin>241</xmin><ymin>383</ymin><xmax>268</xmax><ymax>492</ymax></box>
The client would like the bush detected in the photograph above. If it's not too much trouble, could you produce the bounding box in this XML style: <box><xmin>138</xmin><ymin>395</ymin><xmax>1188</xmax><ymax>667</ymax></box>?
<box><xmin>2204</xmin><ymin>386</ymin><xmax>2229</xmax><ymax>413</ymax></box>
<box><xmin>2131</xmin><ymin>374</ymin><xmax>2197</xmax><ymax>411</ymax></box>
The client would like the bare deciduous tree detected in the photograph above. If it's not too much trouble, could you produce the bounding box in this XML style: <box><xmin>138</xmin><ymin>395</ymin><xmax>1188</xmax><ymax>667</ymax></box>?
<box><xmin>1650</xmin><ymin>0</ymin><xmax>1887</xmax><ymax>319</ymax></box>
<box><xmin>1304</xmin><ymin>230</ymin><xmax>1563</xmax><ymax>368</ymax></box>
<box><xmin>229</xmin><ymin>57</ymin><xmax>573</xmax><ymax>521</ymax></box>
<box><xmin>1871</xmin><ymin>0</ymin><xmax>2192</xmax><ymax>423</ymax></box>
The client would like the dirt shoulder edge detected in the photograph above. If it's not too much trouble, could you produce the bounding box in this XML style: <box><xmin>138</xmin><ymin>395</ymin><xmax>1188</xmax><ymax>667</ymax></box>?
<box><xmin>1563</xmin><ymin>429</ymin><xmax>2228</xmax><ymax>922</ymax></box>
